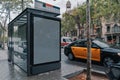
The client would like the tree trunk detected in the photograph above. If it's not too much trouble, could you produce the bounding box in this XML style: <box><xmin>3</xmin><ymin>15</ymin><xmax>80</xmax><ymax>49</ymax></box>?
<box><xmin>86</xmin><ymin>0</ymin><xmax>91</xmax><ymax>80</ymax></box>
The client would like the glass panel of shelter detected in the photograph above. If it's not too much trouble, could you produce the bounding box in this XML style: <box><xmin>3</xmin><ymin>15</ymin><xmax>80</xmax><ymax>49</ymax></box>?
<box><xmin>12</xmin><ymin>14</ymin><xmax>27</xmax><ymax>72</ymax></box>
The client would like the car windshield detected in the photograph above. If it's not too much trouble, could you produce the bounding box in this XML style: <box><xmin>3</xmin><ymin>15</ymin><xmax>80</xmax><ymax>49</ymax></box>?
<box><xmin>93</xmin><ymin>40</ymin><xmax>110</xmax><ymax>48</ymax></box>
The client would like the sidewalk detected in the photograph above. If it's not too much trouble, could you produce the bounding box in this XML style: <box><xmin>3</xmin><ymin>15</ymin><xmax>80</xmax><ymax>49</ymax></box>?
<box><xmin>0</xmin><ymin>49</ymin><xmax>8</xmax><ymax>60</ymax></box>
<box><xmin>0</xmin><ymin>49</ymin><xmax>83</xmax><ymax>80</ymax></box>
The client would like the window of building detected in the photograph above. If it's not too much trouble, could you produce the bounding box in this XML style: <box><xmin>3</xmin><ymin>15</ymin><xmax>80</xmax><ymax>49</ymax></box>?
<box><xmin>107</xmin><ymin>26</ymin><xmax>110</xmax><ymax>33</ymax></box>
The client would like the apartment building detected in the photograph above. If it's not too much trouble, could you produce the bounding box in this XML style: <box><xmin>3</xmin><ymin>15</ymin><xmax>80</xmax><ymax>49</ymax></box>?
<box><xmin>104</xmin><ymin>23</ymin><xmax>120</xmax><ymax>44</ymax></box>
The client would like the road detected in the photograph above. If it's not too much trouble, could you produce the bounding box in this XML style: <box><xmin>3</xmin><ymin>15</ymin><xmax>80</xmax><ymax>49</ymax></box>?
<box><xmin>61</xmin><ymin>48</ymin><xmax>107</xmax><ymax>76</ymax></box>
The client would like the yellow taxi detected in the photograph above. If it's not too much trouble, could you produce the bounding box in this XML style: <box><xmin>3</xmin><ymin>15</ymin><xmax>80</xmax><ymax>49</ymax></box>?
<box><xmin>64</xmin><ymin>39</ymin><xmax>120</xmax><ymax>66</ymax></box>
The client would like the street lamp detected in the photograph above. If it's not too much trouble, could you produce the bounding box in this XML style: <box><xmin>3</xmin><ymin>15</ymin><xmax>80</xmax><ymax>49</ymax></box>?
<box><xmin>66</xmin><ymin>0</ymin><xmax>71</xmax><ymax>12</ymax></box>
<box><xmin>66</xmin><ymin>0</ymin><xmax>71</xmax><ymax>8</ymax></box>
<box><xmin>66</xmin><ymin>0</ymin><xmax>71</xmax><ymax>37</ymax></box>
<box><xmin>66</xmin><ymin>0</ymin><xmax>81</xmax><ymax>39</ymax></box>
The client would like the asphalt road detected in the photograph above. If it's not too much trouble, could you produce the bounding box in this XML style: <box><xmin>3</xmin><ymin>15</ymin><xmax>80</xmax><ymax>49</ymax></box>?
<box><xmin>61</xmin><ymin>48</ymin><xmax>107</xmax><ymax>75</ymax></box>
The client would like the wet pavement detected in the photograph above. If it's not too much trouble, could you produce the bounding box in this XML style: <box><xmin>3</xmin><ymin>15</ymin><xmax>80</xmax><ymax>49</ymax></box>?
<box><xmin>0</xmin><ymin>49</ymin><xmax>83</xmax><ymax>80</ymax></box>
<box><xmin>0</xmin><ymin>48</ymin><xmax>107</xmax><ymax>80</ymax></box>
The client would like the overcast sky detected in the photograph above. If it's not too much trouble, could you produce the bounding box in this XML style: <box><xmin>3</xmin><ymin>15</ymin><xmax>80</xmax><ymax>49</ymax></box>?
<box><xmin>38</xmin><ymin>0</ymin><xmax>86</xmax><ymax>15</ymax></box>
<box><xmin>9</xmin><ymin>0</ymin><xmax>86</xmax><ymax>22</ymax></box>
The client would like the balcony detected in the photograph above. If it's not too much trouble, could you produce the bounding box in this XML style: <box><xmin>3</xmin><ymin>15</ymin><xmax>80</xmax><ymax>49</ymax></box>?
<box><xmin>106</xmin><ymin>25</ymin><xmax>120</xmax><ymax>35</ymax></box>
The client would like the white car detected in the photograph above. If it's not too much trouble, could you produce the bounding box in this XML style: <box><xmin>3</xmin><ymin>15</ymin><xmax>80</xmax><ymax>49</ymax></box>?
<box><xmin>61</xmin><ymin>37</ymin><xmax>72</xmax><ymax>48</ymax></box>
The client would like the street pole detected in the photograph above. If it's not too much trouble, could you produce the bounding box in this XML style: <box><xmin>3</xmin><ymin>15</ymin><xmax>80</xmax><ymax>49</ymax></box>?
<box><xmin>86</xmin><ymin>0</ymin><xmax>91</xmax><ymax>80</ymax></box>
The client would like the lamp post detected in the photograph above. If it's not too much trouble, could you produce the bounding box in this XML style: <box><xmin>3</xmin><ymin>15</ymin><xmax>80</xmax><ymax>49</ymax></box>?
<box><xmin>66</xmin><ymin>0</ymin><xmax>71</xmax><ymax>37</ymax></box>
<box><xmin>66</xmin><ymin>0</ymin><xmax>71</xmax><ymax>13</ymax></box>
<box><xmin>66</xmin><ymin>0</ymin><xmax>81</xmax><ymax>39</ymax></box>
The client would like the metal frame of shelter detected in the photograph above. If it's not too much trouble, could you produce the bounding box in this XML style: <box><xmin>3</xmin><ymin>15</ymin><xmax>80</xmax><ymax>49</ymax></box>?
<box><xmin>8</xmin><ymin>8</ymin><xmax>61</xmax><ymax>76</ymax></box>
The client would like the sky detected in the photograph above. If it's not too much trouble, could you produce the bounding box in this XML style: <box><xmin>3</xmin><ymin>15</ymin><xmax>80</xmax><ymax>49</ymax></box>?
<box><xmin>37</xmin><ymin>0</ymin><xmax>86</xmax><ymax>15</ymax></box>
<box><xmin>6</xmin><ymin>0</ymin><xmax>86</xmax><ymax>23</ymax></box>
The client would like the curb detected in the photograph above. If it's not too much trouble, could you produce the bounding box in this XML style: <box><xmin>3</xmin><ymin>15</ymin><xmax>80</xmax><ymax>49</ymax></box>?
<box><xmin>63</xmin><ymin>69</ymin><xmax>107</xmax><ymax>80</ymax></box>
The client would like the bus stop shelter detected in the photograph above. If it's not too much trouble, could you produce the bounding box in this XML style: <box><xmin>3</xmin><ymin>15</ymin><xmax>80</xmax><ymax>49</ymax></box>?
<box><xmin>8</xmin><ymin>8</ymin><xmax>61</xmax><ymax>76</ymax></box>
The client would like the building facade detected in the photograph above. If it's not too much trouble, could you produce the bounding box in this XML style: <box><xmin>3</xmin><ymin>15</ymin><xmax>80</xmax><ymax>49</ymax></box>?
<box><xmin>105</xmin><ymin>23</ymin><xmax>120</xmax><ymax>44</ymax></box>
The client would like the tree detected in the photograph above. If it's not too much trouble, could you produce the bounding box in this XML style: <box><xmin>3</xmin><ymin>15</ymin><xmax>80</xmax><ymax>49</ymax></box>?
<box><xmin>0</xmin><ymin>0</ymin><xmax>32</xmax><ymax>9</ymax></box>
<box><xmin>0</xmin><ymin>0</ymin><xmax>32</xmax><ymax>18</ymax></box>
<box><xmin>90</xmin><ymin>0</ymin><xmax>120</xmax><ymax>23</ymax></box>
<box><xmin>61</xmin><ymin>3</ymin><xmax>87</xmax><ymax>38</ymax></box>
<box><xmin>61</xmin><ymin>0</ymin><xmax>120</xmax><ymax>38</ymax></box>
<box><xmin>0</xmin><ymin>23</ymin><xmax>3</xmax><ymax>41</ymax></box>
<box><xmin>61</xmin><ymin>0</ymin><xmax>120</xmax><ymax>79</ymax></box>
<box><xmin>61</xmin><ymin>13</ymin><xmax>76</xmax><ymax>36</ymax></box>
<box><xmin>0</xmin><ymin>0</ymin><xmax>32</xmax><ymax>49</ymax></box>
<box><xmin>72</xmin><ymin>4</ymin><xmax>86</xmax><ymax>39</ymax></box>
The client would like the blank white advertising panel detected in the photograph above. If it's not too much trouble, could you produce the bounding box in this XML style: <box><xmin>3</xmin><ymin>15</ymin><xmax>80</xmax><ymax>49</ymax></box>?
<box><xmin>33</xmin><ymin>17</ymin><xmax>60</xmax><ymax>64</ymax></box>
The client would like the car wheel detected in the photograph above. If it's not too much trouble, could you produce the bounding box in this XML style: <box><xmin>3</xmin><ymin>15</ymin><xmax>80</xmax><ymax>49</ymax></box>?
<box><xmin>68</xmin><ymin>53</ymin><xmax>74</xmax><ymax>60</ymax></box>
<box><xmin>103</xmin><ymin>57</ymin><xmax>114</xmax><ymax>67</ymax></box>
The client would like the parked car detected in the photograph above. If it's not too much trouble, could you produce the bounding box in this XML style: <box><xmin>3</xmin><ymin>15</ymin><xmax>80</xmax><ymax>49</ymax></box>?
<box><xmin>64</xmin><ymin>39</ymin><xmax>120</xmax><ymax>66</ymax></box>
<box><xmin>61</xmin><ymin>37</ymin><xmax>72</xmax><ymax>48</ymax></box>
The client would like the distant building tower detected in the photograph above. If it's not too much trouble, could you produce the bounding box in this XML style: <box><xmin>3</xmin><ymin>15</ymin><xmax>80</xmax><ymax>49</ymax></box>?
<box><xmin>66</xmin><ymin>0</ymin><xmax>71</xmax><ymax>12</ymax></box>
